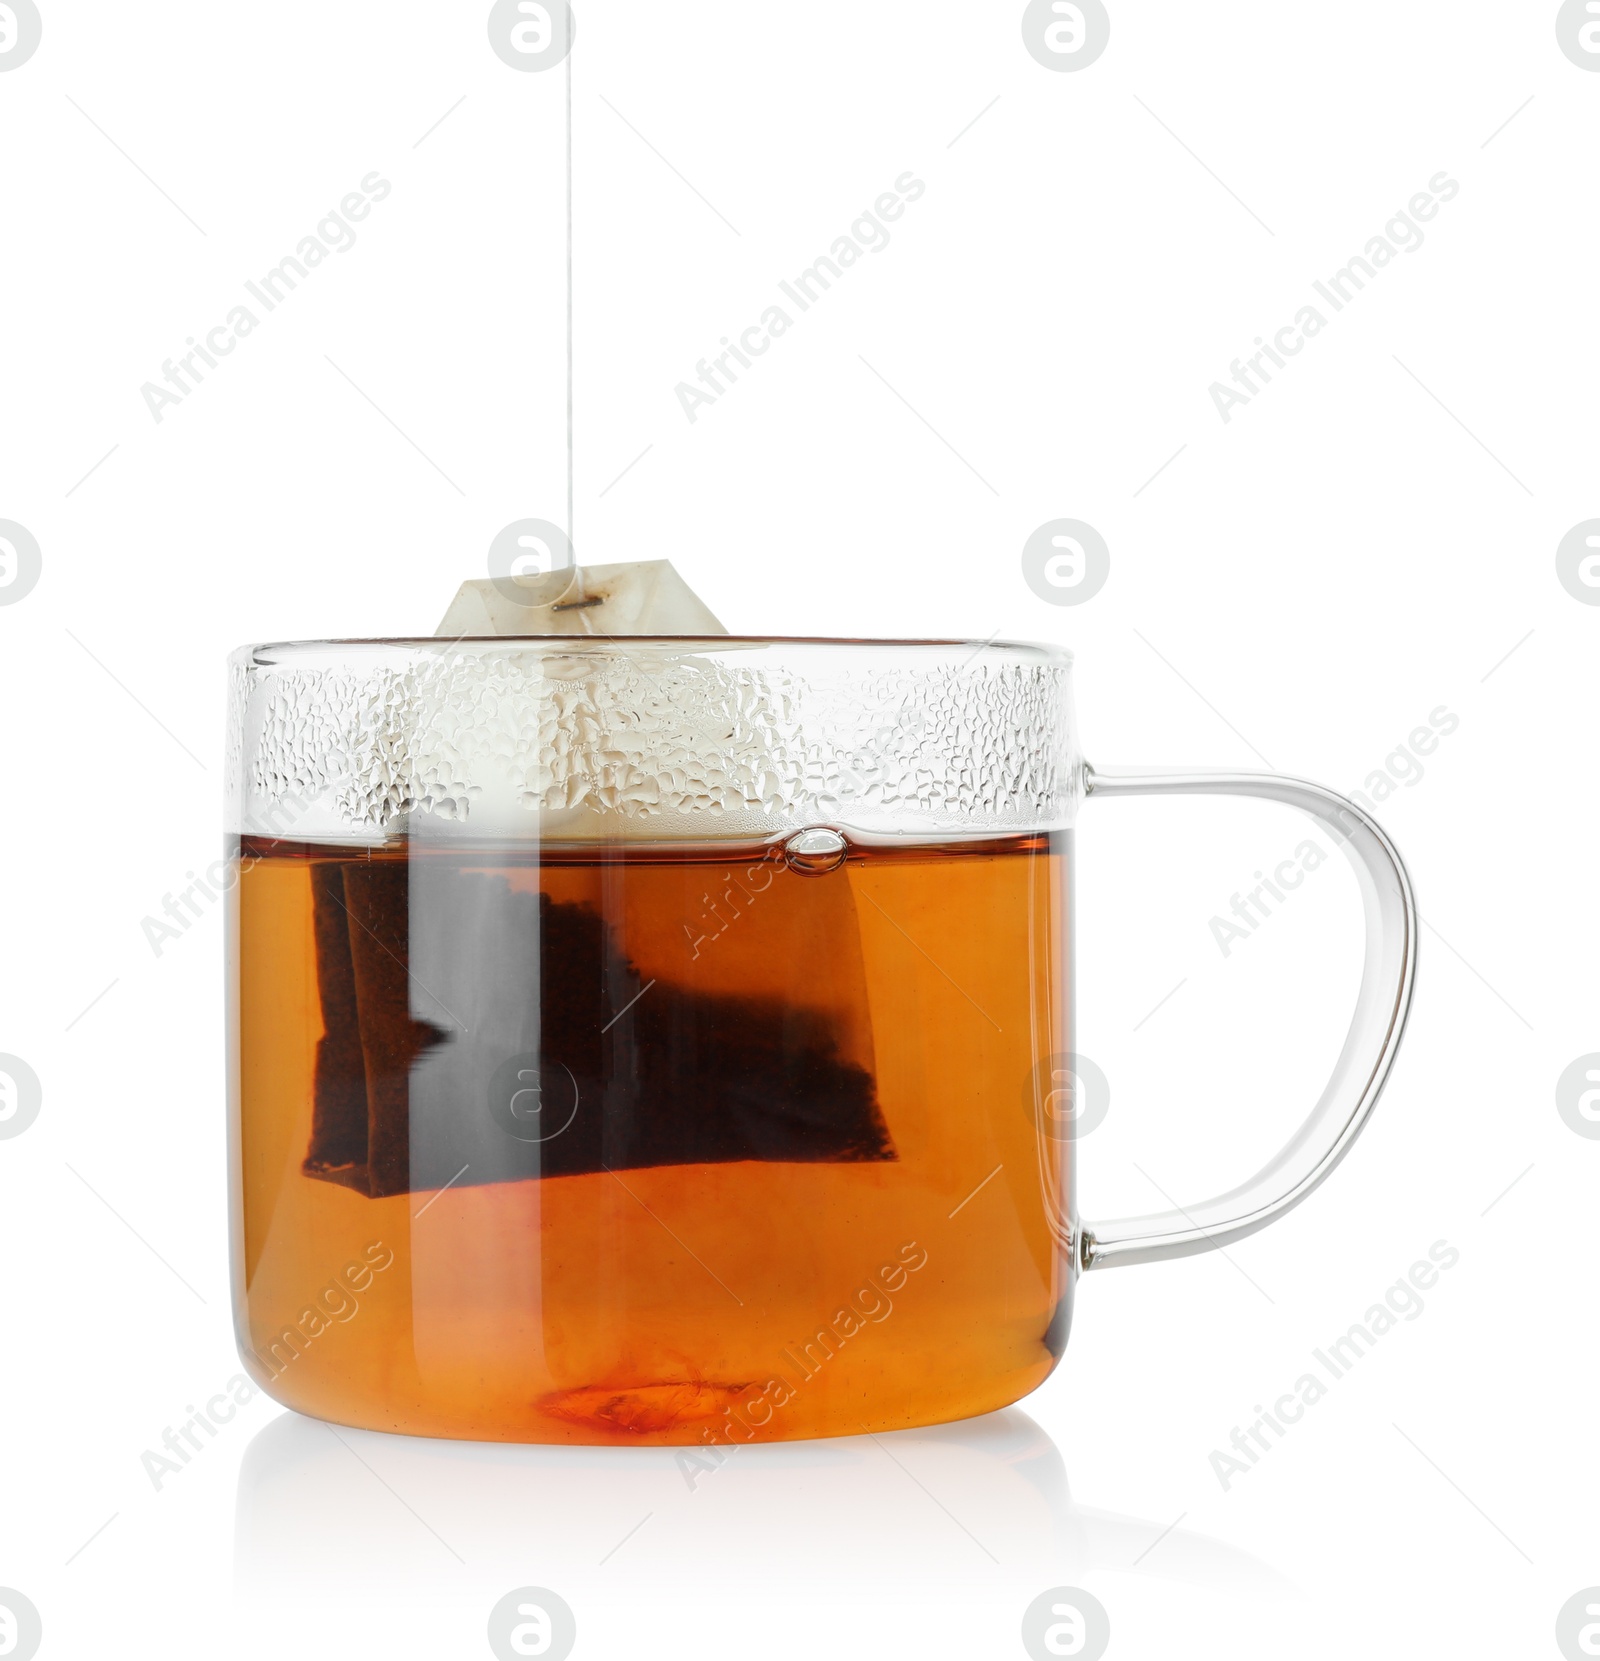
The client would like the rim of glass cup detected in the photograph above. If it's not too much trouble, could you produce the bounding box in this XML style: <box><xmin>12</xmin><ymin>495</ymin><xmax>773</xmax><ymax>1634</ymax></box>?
<box><xmin>235</xmin><ymin>636</ymin><xmax>1074</xmax><ymax>661</ymax></box>
<box><xmin>229</xmin><ymin>634</ymin><xmax>1082</xmax><ymax>842</ymax></box>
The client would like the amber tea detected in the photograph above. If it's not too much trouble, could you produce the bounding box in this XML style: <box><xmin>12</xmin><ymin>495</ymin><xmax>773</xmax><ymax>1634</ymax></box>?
<box><xmin>230</xmin><ymin>831</ymin><xmax>1073</xmax><ymax>1445</ymax></box>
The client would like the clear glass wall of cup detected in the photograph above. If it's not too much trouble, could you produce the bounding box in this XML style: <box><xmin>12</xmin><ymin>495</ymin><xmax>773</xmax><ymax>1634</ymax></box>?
<box><xmin>227</xmin><ymin>638</ymin><xmax>1415</xmax><ymax>1444</ymax></box>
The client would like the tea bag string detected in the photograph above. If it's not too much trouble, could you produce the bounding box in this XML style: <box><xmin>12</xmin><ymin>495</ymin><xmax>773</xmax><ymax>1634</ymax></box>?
<box><xmin>564</xmin><ymin>43</ymin><xmax>574</xmax><ymax>563</ymax></box>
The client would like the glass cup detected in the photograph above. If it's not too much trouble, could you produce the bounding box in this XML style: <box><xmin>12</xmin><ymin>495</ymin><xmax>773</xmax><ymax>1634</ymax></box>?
<box><xmin>227</xmin><ymin>637</ymin><xmax>1415</xmax><ymax>1444</ymax></box>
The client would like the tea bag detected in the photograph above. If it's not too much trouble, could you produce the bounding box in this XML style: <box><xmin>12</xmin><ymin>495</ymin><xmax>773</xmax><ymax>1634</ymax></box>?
<box><xmin>435</xmin><ymin>559</ymin><xmax>727</xmax><ymax>637</ymax></box>
<box><xmin>302</xmin><ymin>565</ymin><xmax>892</xmax><ymax>1197</ymax></box>
<box><xmin>304</xmin><ymin>859</ymin><xmax>890</xmax><ymax>1196</ymax></box>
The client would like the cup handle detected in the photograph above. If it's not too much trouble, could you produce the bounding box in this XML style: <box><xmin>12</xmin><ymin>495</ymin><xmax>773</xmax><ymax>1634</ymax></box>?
<box><xmin>1077</xmin><ymin>764</ymin><xmax>1418</xmax><ymax>1273</ymax></box>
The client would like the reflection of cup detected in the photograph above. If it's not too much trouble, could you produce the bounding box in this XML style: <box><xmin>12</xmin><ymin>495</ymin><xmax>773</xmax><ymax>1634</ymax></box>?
<box><xmin>227</xmin><ymin>638</ymin><xmax>1416</xmax><ymax>1444</ymax></box>
<box><xmin>232</xmin><ymin>1406</ymin><xmax>1294</xmax><ymax>1643</ymax></box>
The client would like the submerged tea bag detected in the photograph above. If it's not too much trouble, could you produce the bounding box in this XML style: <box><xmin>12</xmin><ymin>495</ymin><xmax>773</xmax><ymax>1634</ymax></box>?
<box><xmin>301</xmin><ymin>565</ymin><xmax>892</xmax><ymax>1197</ymax></box>
<box><xmin>303</xmin><ymin>858</ymin><xmax>891</xmax><ymax>1197</ymax></box>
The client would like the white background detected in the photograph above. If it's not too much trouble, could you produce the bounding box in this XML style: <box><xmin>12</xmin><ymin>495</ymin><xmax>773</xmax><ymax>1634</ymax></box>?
<box><xmin>1</xmin><ymin>2</ymin><xmax>1596</xmax><ymax>1657</ymax></box>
